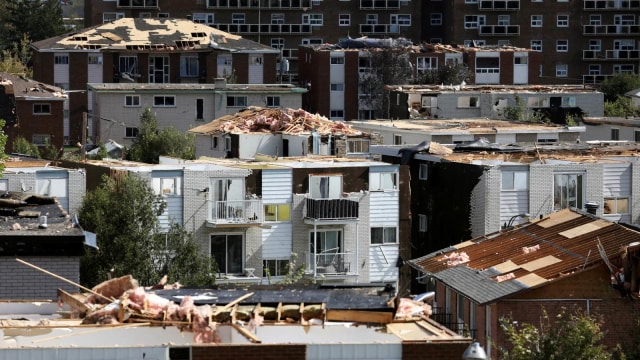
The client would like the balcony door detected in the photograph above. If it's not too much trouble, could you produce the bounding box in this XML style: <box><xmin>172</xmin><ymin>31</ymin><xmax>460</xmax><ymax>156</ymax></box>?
<box><xmin>309</xmin><ymin>175</ymin><xmax>342</xmax><ymax>199</ymax></box>
<box><xmin>211</xmin><ymin>178</ymin><xmax>245</xmax><ymax>220</ymax></box>
<box><xmin>211</xmin><ymin>234</ymin><xmax>243</xmax><ymax>274</ymax></box>
<box><xmin>149</xmin><ymin>55</ymin><xmax>169</xmax><ymax>83</ymax></box>
<box><xmin>309</xmin><ymin>230</ymin><xmax>342</xmax><ymax>268</ymax></box>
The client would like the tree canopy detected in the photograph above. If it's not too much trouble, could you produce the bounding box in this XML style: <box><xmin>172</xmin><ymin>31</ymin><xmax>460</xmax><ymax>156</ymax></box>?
<box><xmin>79</xmin><ymin>174</ymin><xmax>215</xmax><ymax>287</ymax></box>
<box><xmin>126</xmin><ymin>107</ymin><xmax>196</xmax><ymax>164</ymax></box>
<box><xmin>600</xmin><ymin>74</ymin><xmax>640</xmax><ymax>102</ymax></box>
<box><xmin>0</xmin><ymin>0</ymin><xmax>66</xmax><ymax>51</ymax></box>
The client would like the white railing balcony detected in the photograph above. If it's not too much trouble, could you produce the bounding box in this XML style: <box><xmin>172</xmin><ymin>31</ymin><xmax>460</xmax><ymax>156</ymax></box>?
<box><xmin>584</xmin><ymin>0</ymin><xmax>640</xmax><ymax>10</ymax></box>
<box><xmin>478</xmin><ymin>25</ymin><xmax>520</xmax><ymax>36</ymax></box>
<box><xmin>305</xmin><ymin>250</ymin><xmax>356</xmax><ymax>276</ymax></box>
<box><xmin>605</xmin><ymin>49</ymin><xmax>640</xmax><ymax>59</ymax></box>
<box><xmin>212</xmin><ymin>23</ymin><xmax>312</xmax><ymax>34</ymax></box>
<box><xmin>479</xmin><ymin>0</ymin><xmax>520</xmax><ymax>10</ymax></box>
<box><xmin>583</xmin><ymin>74</ymin><xmax>611</xmax><ymax>84</ymax></box>
<box><xmin>209</xmin><ymin>199</ymin><xmax>263</xmax><ymax>225</ymax></box>
<box><xmin>359</xmin><ymin>24</ymin><xmax>400</xmax><ymax>34</ymax></box>
<box><xmin>360</xmin><ymin>0</ymin><xmax>400</xmax><ymax>9</ymax></box>
<box><xmin>117</xmin><ymin>0</ymin><xmax>158</xmax><ymax>8</ymax></box>
<box><xmin>583</xmin><ymin>24</ymin><xmax>640</xmax><ymax>35</ymax></box>
<box><xmin>305</xmin><ymin>196</ymin><xmax>359</xmax><ymax>221</ymax></box>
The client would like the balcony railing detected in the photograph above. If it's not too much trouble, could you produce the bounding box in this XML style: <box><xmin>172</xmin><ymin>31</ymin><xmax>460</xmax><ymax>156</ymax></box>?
<box><xmin>584</xmin><ymin>0</ymin><xmax>640</xmax><ymax>9</ymax></box>
<box><xmin>212</xmin><ymin>23</ymin><xmax>312</xmax><ymax>34</ymax></box>
<box><xmin>478</xmin><ymin>25</ymin><xmax>520</xmax><ymax>36</ymax></box>
<box><xmin>360</xmin><ymin>0</ymin><xmax>400</xmax><ymax>9</ymax></box>
<box><xmin>606</xmin><ymin>49</ymin><xmax>640</xmax><ymax>59</ymax></box>
<box><xmin>209</xmin><ymin>200</ymin><xmax>263</xmax><ymax>225</ymax></box>
<box><xmin>305</xmin><ymin>250</ymin><xmax>356</xmax><ymax>276</ymax></box>
<box><xmin>583</xmin><ymin>50</ymin><xmax>605</xmax><ymax>59</ymax></box>
<box><xmin>583</xmin><ymin>24</ymin><xmax>640</xmax><ymax>35</ymax></box>
<box><xmin>360</xmin><ymin>24</ymin><xmax>400</xmax><ymax>34</ymax></box>
<box><xmin>117</xmin><ymin>0</ymin><xmax>158</xmax><ymax>8</ymax></box>
<box><xmin>305</xmin><ymin>197</ymin><xmax>359</xmax><ymax>221</ymax></box>
<box><xmin>430</xmin><ymin>308</ymin><xmax>477</xmax><ymax>339</ymax></box>
<box><xmin>583</xmin><ymin>74</ymin><xmax>611</xmax><ymax>84</ymax></box>
<box><xmin>207</xmin><ymin>0</ymin><xmax>312</xmax><ymax>8</ymax></box>
<box><xmin>479</xmin><ymin>0</ymin><xmax>520</xmax><ymax>10</ymax></box>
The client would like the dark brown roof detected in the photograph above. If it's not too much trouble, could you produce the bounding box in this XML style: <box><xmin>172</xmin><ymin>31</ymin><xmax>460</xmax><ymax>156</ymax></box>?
<box><xmin>0</xmin><ymin>72</ymin><xmax>67</xmax><ymax>101</ymax></box>
<box><xmin>408</xmin><ymin>209</ymin><xmax>640</xmax><ymax>304</ymax></box>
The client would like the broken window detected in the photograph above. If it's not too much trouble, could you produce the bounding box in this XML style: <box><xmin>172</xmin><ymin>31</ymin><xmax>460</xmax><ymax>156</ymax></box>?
<box><xmin>309</xmin><ymin>175</ymin><xmax>342</xmax><ymax>199</ymax></box>
<box><xmin>370</xmin><ymin>171</ymin><xmax>398</xmax><ymax>191</ymax></box>
<box><xmin>604</xmin><ymin>197</ymin><xmax>629</xmax><ymax>214</ymax></box>
<box><xmin>457</xmin><ymin>96</ymin><xmax>479</xmax><ymax>108</ymax></box>
<box><xmin>309</xmin><ymin>230</ymin><xmax>343</xmax><ymax>268</ymax></box>
<box><xmin>119</xmin><ymin>56</ymin><xmax>138</xmax><ymax>75</ymax></box>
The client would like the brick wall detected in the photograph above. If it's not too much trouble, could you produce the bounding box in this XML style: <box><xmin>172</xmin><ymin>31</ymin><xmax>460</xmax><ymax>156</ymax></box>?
<box><xmin>0</xmin><ymin>256</ymin><xmax>79</xmax><ymax>300</ymax></box>
<box><xmin>192</xmin><ymin>344</ymin><xmax>305</xmax><ymax>360</ymax></box>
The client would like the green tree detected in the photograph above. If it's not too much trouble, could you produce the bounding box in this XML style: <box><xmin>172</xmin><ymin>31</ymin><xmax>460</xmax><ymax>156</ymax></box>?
<box><xmin>600</xmin><ymin>73</ymin><xmax>640</xmax><ymax>102</ymax></box>
<box><xmin>0</xmin><ymin>0</ymin><xmax>66</xmax><ymax>51</ymax></box>
<box><xmin>79</xmin><ymin>174</ymin><xmax>215</xmax><ymax>287</ymax></box>
<box><xmin>12</xmin><ymin>135</ymin><xmax>41</xmax><ymax>158</ymax></box>
<box><xmin>604</xmin><ymin>96</ymin><xmax>640</xmax><ymax>117</ymax></box>
<box><xmin>126</xmin><ymin>107</ymin><xmax>196</xmax><ymax>164</ymax></box>
<box><xmin>417</xmin><ymin>63</ymin><xmax>473</xmax><ymax>86</ymax></box>
<box><xmin>499</xmin><ymin>307</ymin><xmax>611</xmax><ymax>360</ymax></box>
<box><xmin>0</xmin><ymin>35</ymin><xmax>32</xmax><ymax>77</ymax></box>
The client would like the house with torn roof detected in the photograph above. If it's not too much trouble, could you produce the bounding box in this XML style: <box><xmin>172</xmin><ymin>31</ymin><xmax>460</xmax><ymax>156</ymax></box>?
<box><xmin>579</xmin><ymin>116</ymin><xmax>640</xmax><ymax>143</ymax></box>
<box><xmin>373</xmin><ymin>141</ymin><xmax>640</xmax><ymax>281</ymax></box>
<box><xmin>88</xmin><ymin>79</ymin><xmax>307</xmax><ymax>146</ymax></box>
<box><xmin>407</xmin><ymin>209</ymin><xmax>640</xmax><ymax>357</ymax></box>
<box><xmin>188</xmin><ymin>106</ymin><xmax>382</xmax><ymax>160</ymax></box>
<box><xmin>350</xmin><ymin>118</ymin><xmax>585</xmax><ymax>146</ymax></box>
<box><xmin>0</xmin><ymin>192</ymin><xmax>91</xmax><ymax>300</ymax></box>
<box><xmin>384</xmin><ymin>84</ymin><xmax>604</xmax><ymax>124</ymax></box>
<box><xmin>30</xmin><ymin>17</ymin><xmax>280</xmax><ymax>147</ymax></box>
<box><xmin>0</xmin><ymin>72</ymin><xmax>67</xmax><ymax>151</ymax></box>
<box><xmin>63</xmin><ymin>155</ymin><xmax>408</xmax><ymax>291</ymax></box>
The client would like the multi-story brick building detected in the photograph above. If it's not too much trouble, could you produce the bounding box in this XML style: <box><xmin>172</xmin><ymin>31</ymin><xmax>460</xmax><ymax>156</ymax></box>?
<box><xmin>30</xmin><ymin>17</ymin><xmax>279</xmax><ymax>146</ymax></box>
<box><xmin>428</xmin><ymin>0</ymin><xmax>639</xmax><ymax>85</ymax></box>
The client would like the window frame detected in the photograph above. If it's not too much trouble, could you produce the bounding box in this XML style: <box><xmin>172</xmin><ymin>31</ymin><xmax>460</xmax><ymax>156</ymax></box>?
<box><xmin>180</xmin><ymin>55</ymin><xmax>199</xmax><ymax>78</ymax></box>
<box><xmin>125</xmin><ymin>95</ymin><xmax>141</xmax><ymax>107</ymax></box>
<box><xmin>263</xmin><ymin>203</ymin><xmax>291</xmax><ymax>222</ymax></box>
<box><xmin>419</xmin><ymin>214</ymin><xmax>427</xmax><ymax>232</ymax></box>
<box><xmin>371</xmin><ymin>227</ymin><xmax>398</xmax><ymax>244</ymax></box>
<box><xmin>125</xmin><ymin>127</ymin><xmax>139</xmax><ymax>138</ymax></box>
<box><xmin>33</xmin><ymin>103</ymin><xmax>51</xmax><ymax>115</ymax></box>
<box><xmin>556</xmin><ymin>14</ymin><xmax>569</xmax><ymax>27</ymax></box>
<box><xmin>227</xmin><ymin>95</ymin><xmax>248</xmax><ymax>107</ymax></box>
<box><xmin>531</xmin><ymin>15</ymin><xmax>543</xmax><ymax>27</ymax></box>
<box><xmin>369</xmin><ymin>171</ymin><xmax>398</xmax><ymax>191</ymax></box>
<box><xmin>266</xmin><ymin>96</ymin><xmax>280</xmax><ymax>108</ymax></box>
<box><xmin>338</xmin><ymin>13</ymin><xmax>350</xmax><ymax>26</ymax></box>
<box><xmin>553</xmin><ymin>173</ymin><xmax>584</xmax><ymax>211</ymax></box>
<box><xmin>153</xmin><ymin>95</ymin><xmax>176</xmax><ymax>107</ymax></box>
<box><xmin>556</xmin><ymin>40</ymin><xmax>569</xmax><ymax>52</ymax></box>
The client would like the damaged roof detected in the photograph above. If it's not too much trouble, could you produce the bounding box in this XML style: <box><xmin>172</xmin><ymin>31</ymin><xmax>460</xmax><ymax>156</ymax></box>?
<box><xmin>87</xmin><ymin>82</ymin><xmax>306</xmax><ymax>93</ymax></box>
<box><xmin>31</xmin><ymin>18</ymin><xmax>278</xmax><ymax>53</ymax></box>
<box><xmin>303</xmin><ymin>38</ymin><xmax>532</xmax><ymax>53</ymax></box>
<box><xmin>0</xmin><ymin>72</ymin><xmax>67</xmax><ymax>101</ymax></box>
<box><xmin>407</xmin><ymin>209</ymin><xmax>640</xmax><ymax>305</ymax></box>
<box><xmin>189</xmin><ymin>106</ymin><xmax>365</xmax><ymax>136</ymax></box>
<box><xmin>385</xmin><ymin>84</ymin><xmax>600</xmax><ymax>94</ymax></box>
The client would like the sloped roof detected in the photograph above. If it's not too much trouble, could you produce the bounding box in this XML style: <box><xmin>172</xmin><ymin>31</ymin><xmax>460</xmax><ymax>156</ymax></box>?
<box><xmin>31</xmin><ymin>18</ymin><xmax>277</xmax><ymax>53</ymax></box>
<box><xmin>0</xmin><ymin>72</ymin><xmax>67</xmax><ymax>100</ymax></box>
<box><xmin>625</xmin><ymin>88</ymin><xmax>640</xmax><ymax>98</ymax></box>
<box><xmin>407</xmin><ymin>209</ymin><xmax>640</xmax><ymax>304</ymax></box>
<box><xmin>189</xmin><ymin>106</ymin><xmax>365</xmax><ymax>136</ymax></box>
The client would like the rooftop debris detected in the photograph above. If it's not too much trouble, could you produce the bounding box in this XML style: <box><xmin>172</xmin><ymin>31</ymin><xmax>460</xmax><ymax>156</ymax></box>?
<box><xmin>191</xmin><ymin>107</ymin><xmax>363</xmax><ymax>136</ymax></box>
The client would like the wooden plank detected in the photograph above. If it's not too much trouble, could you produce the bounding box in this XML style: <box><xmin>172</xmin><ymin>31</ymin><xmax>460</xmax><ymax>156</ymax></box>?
<box><xmin>231</xmin><ymin>323</ymin><xmax>262</xmax><ymax>343</ymax></box>
<box><xmin>559</xmin><ymin>220</ymin><xmax>613</xmax><ymax>238</ymax></box>
<box><xmin>491</xmin><ymin>260</ymin><xmax>519</xmax><ymax>274</ymax></box>
<box><xmin>326</xmin><ymin>309</ymin><xmax>393</xmax><ymax>324</ymax></box>
<box><xmin>515</xmin><ymin>273</ymin><xmax>547</xmax><ymax>287</ymax></box>
<box><xmin>57</xmin><ymin>289</ymin><xmax>91</xmax><ymax>316</ymax></box>
<box><xmin>454</xmin><ymin>240</ymin><xmax>475</xmax><ymax>249</ymax></box>
<box><xmin>520</xmin><ymin>255</ymin><xmax>561</xmax><ymax>272</ymax></box>
<box><xmin>537</xmin><ymin>210</ymin><xmax>581</xmax><ymax>228</ymax></box>
<box><xmin>213</xmin><ymin>292</ymin><xmax>254</xmax><ymax>315</ymax></box>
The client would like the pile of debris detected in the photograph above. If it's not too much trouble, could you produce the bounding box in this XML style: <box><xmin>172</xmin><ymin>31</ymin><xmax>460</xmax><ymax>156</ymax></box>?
<box><xmin>205</xmin><ymin>107</ymin><xmax>363</xmax><ymax>136</ymax></box>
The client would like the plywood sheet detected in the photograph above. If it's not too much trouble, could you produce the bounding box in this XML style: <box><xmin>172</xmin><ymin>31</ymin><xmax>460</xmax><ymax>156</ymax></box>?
<box><xmin>454</xmin><ymin>240</ymin><xmax>475</xmax><ymax>249</ymax></box>
<box><xmin>520</xmin><ymin>255</ymin><xmax>561</xmax><ymax>272</ymax></box>
<box><xmin>491</xmin><ymin>260</ymin><xmax>519</xmax><ymax>274</ymax></box>
<box><xmin>559</xmin><ymin>219</ymin><xmax>613</xmax><ymax>238</ymax></box>
<box><xmin>537</xmin><ymin>210</ymin><xmax>581</xmax><ymax>228</ymax></box>
<box><xmin>516</xmin><ymin>273</ymin><xmax>547</xmax><ymax>287</ymax></box>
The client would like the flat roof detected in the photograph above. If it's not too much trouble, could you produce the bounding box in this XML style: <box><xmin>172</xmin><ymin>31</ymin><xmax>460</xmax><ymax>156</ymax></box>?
<box><xmin>350</xmin><ymin>119</ymin><xmax>581</xmax><ymax>135</ymax></box>
<box><xmin>88</xmin><ymin>83</ymin><xmax>306</xmax><ymax>93</ymax></box>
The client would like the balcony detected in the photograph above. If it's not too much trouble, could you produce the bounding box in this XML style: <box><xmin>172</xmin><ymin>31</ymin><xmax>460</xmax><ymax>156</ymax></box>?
<box><xmin>431</xmin><ymin>308</ymin><xmax>478</xmax><ymax>339</ymax></box>
<box><xmin>305</xmin><ymin>250</ymin><xmax>357</xmax><ymax>276</ymax></box>
<box><xmin>360</xmin><ymin>24</ymin><xmax>400</xmax><ymax>35</ymax></box>
<box><xmin>583</xmin><ymin>50</ymin><xmax>605</xmax><ymax>60</ymax></box>
<box><xmin>583</xmin><ymin>24</ymin><xmax>640</xmax><ymax>35</ymax></box>
<box><xmin>583</xmin><ymin>74</ymin><xmax>611</xmax><ymax>84</ymax></box>
<box><xmin>116</xmin><ymin>0</ymin><xmax>158</xmax><ymax>8</ymax></box>
<box><xmin>479</xmin><ymin>25</ymin><xmax>520</xmax><ymax>36</ymax></box>
<box><xmin>208</xmin><ymin>199</ymin><xmax>263</xmax><ymax>226</ymax></box>
<box><xmin>583</xmin><ymin>0</ymin><xmax>640</xmax><ymax>9</ymax></box>
<box><xmin>305</xmin><ymin>197</ymin><xmax>359</xmax><ymax>221</ymax></box>
<box><xmin>606</xmin><ymin>49</ymin><xmax>640</xmax><ymax>59</ymax></box>
<box><xmin>479</xmin><ymin>0</ymin><xmax>520</xmax><ymax>10</ymax></box>
<box><xmin>360</xmin><ymin>0</ymin><xmax>400</xmax><ymax>9</ymax></box>
<box><xmin>207</xmin><ymin>0</ymin><xmax>312</xmax><ymax>9</ymax></box>
<box><xmin>212</xmin><ymin>23</ymin><xmax>312</xmax><ymax>34</ymax></box>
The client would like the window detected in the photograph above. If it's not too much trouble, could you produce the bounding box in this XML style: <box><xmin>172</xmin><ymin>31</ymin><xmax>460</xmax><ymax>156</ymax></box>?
<box><xmin>370</xmin><ymin>171</ymin><xmax>398</xmax><ymax>191</ymax></box>
<box><xmin>589</xmin><ymin>39</ymin><xmax>601</xmax><ymax>51</ymax></box>
<box><xmin>614</xmin><ymin>64</ymin><xmax>635</xmax><ymax>74</ymax></box>
<box><xmin>232</xmin><ymin>13</ymin><xmax>245</xmax><ymax>24</ymax></box>
<box><xmin>0</xmin><ymin>179</ymin><xmax>7</xmax><ymax>192</ymax></box>
<box><xmin>371</xmin><ymin>227</ymin><xmax>397</xmax><ymax>244</ymax></box>
<box><xmin>227</xmin><ymin>96</ymin><xmax>247</xmax><ymax>107</ymax></box>
<box><xmin>302</xmin><ymin>13</ymin><xmax>323</xmax><ymax>26</ymax></box>
<box><xmin>266</xmin><ymin>96</ymin><xmax>280</xmax><ymax>107</ymax></box>
<box><xmin>464</xmin><ymin>39</ymin><xmax>486</xmax><ymax>47</ymax></box>
<box><xmin>464</xmin><ymin>15</ymin><xmax>485</xmax><ymax>29</ymax></box>
<box><xmin>556</xmin><ymin>64</ymin><xmax>568</xmax><ymax>77</ymax></box>
<box><xmin>419</xmin><ymin>214</ymin><xmax>427</xmax><ymax>232</ymax></box>
<box><xmin>125</xmin><ymin>127</ymin><xmax>139</xmax><ymax>138</ymax></box>
<box><xmin>330</xmin><ymin>83</ymin><xmax>344</xmax><ymax>91</ymax></box>
<box><xmin>330</xmin><ymin>56</ymin><xmax>345</xmax><ymax>65</ymax></box>
<box><xmin>346</xmin><ymin>139</ymin><xmax>370</xmax><ymax>154</ymax></box>
<box><xmin>419</xmin><ymin>164</ymin><xmax>428</xmax><ymax>180</ymax></box>
<box><xmin>119</xmin><ymin>56</ymin><xmax>138</xmax><ymax>75</ymax></box>
<box><xmin>54</xmin><ymin>55</ymin><xmax>69</xmax><ymax>65</ymax></box>
<box><xmin>430</xmin><ymin>13</ymin><xmax>442</xmax><ymax>26</ymax></box>
<box><xmin>157</xmin><ymin>13</ymin><xmax>170</xmax><ymax>18</ymax></box>
<box><xmin>193</xmin><ymin>13</ymin><xmax>214</xmax><ymax>25</ymax></box>
<box><xmin>359</xmin><ymin>110</ymin><xmax>375</xmax><ymax>120</ymax></box>
<box><xmin>271</xmin><ymin>13</ymin><xmax>285</xmax><ymax>24</ymax></box>
<box><xmin>554</xmin><ymin>173</ymin><xmax>583</xmax><ymax>210</ymax></box>
<box><xmin>589</xmin><ymin>15</ymin><xmax>601</xmax><ymax>25</ymax></box>
<box><xmin>330</xmin><ymin>110</ymin><xmax>344</xmax><ymax>119</ymax></box>
<box><xmin>212</xmin><ymin>136</ymin><xmax>219</xmax><ymax>149</ymax></box>
<box><xmin>394</xmin><ymin>134</ymin><xmax>402</xmax><ymax>145</ymax></box>
<box><xmin>531</xmin><ymin>15</ymin><xmax>542</xmax><ymax>27</ymax></box>
<box><xmin>263</xmin><ymin>259</ymin><xmax>290</xmax><ymax>276</ymax></box>
<box><xmin>153</xmin><ymin>95</ymin><xmax>175</xmax><ymax>107</ymax></box>
<box><xmin>457</xmin><ymin>96</ymin><xmax>479</xmax><ymax>108</ymax></box>
<box><xmin>614</xmin><ymin>14</ymin><xmax>635</xmax><ymax>25</ymax></box>
<box><xmin>465</xmin><ymin>0</ymin><xmax>478</xmax><ymax>3</ymax></box>
<box><xmin>152</xmin><ymin>176</ymin><xmax>182</xmax><ymax>196</ymax></box>
<box><xmin>196</xmin><ymin>98</ymin><xmax>204</xmax><ymax>120</ymax></box>
<box><xmin>502</xmin><ymin>171</ymin><xmax>528</xmax><ymax>190</ymax></box>
<box><xmin>604</xmin><ymin>197</ymin><xmax>629</xmax><ymax>214</ymax></box>
<box><xmin>211</xmin><ymin>234</ymin><xmax>243</xmax><ymax>274</ymax></box>
<box><xmin>33</xmin><ymin>103</ymin><xmax>51</xmax><ymax>114</ymax></box>
<box><xmin>32</xmin><ymin>134</ymin><xmax>51</xmax><ymax>146</ymax></box>
<box><xmin>589</xmin><ymin>64</ymin><xmax>601</xmax><ymax>75</ymax></box>
<box><xmin>264</xmin><ymin>203</ymin><xmax>291</xmax><ymax>221</ymax></box>
<box><xmin>635</xmin><ymin>130</ymin><xmax>640</xmax><ymax>142</ymax></box>
<box><xmin>271</xmin><ymin>38</ymin><xmax>284</xmax><ymax>49</ymax></box>
<box><xmin>88</xmin><ymin>55</ymin><xmax>103</xmax><ymax>64</ymax></box>
<box><xmin>365</xmin><ymin>14</ymin><xmax>378</xmax><ymax>24</ymax></box>
<box><xmin>125</xmin><ymin>95</ymin><xmax>140</xmax><ymax>107</ymax></box>
<box><xmin>180</xmin><ymin>56</ymin><xmax>199</xmax><ymax>77</ymax></box>
<box><xmin>557</xmin><ymin>14</ymin><xmax>569</xmax><ymax>27</ymax></box>
<box><xmin>497</xmin><ymin>15</ymin><xmax>510</xmax><ymax>26</ymax></box>
<box><xmin>391</xmin><ymin>14</ymin><xmax>411</xmax><ymax>26</ymax></box>
<box><xmin>514</xmin><ymin>55</ymin><xmax>528</xmax><ymax>65</ymax></box>
<box><xmin>309</xmin><ymin>230</ymin><xmax>343</xmax><ymax>269</ymax></box>
<box><xmin>309</xmin><ymin>175</ymin><xmax>342</xmax><ymax>199</ymax></box>
<box><xmin>339</xmin><ymin>13</ymin><xmax>350</xmax><ymax>26</ymax></box>
<box><xmin>103</xmin><ymin>12</ymin><xmax>124</xmax><ymax>23</ymax></box>
<box><xmin>611</xmin><ymin>128</ymin><xmax>620</xmax><ymax>140</ymax></box>
<box><xmin>301</xmin><ymin>38</ymin><xmax>323</xmax><ymax>45</ymax></box>
<box><xmin>250</xmin><ymin>55</ymin><xmax>263</xmax><ymax>65</ymax></box>
<box><xmin>417</xmin><ymin>57</ymin><xmax>438</xmax><ymax>71</ymax></box>
<box><xmin>556</xmin><ymin>40</ymin><xmax>568</xmax><ymax>52</ymax></box>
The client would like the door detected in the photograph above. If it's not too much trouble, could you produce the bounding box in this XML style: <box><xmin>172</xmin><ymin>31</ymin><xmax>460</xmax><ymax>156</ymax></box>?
<box><xmin>211</xmin><ymin>234</ymin><xmax>243</xmax><ymax>274</ymax></box>
<box><xmin>149</xmin><ymin>56</ymin><xmax>169</xmax><ymax>83</ymax></box>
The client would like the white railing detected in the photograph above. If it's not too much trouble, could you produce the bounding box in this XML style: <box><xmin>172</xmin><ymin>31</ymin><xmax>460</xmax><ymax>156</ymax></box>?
<box><xmin>305</xmin><ymin>250</ymin><xmax>356</xmax><ymax>275</ymax></box>
<box><xmin>209</xmin><ymin>200</ymin><xmax>263</xmax><ymax>224</ymax></box>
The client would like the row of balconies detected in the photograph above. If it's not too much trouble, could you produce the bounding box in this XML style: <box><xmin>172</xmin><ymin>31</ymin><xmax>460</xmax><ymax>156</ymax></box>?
<box><xmin>212</xmin><ymin>23</ymin><xmax>312</xmax><ymax>34</ymax></box>
<box><xmin>116</xmin><ymin>0</ymin><xmax>158</xmax><ymax>8</ymax></box>
<box><xmin>583</xmin><ymin>24</ymin><xmax>640</xmax><ymax>35</ymax></box>
<box><xmin>208</xmin><ymin>197</ymin><xmax>360</xmax><ymax>225</ymax></box>
<box><xmin>478</xmin><ymin>25</ymin><xmax>520</xmax><ymax>36</ymax></box>
<box><xmin>584</xmin><ymin>0</ymin><xmax>640</xmax><ymax>9</ymax></box>
<box><xmin>583</xmin><ymin>49</ymin><xmax>640</xmax><ymax>60</ymax></box>
<box><xmin>206</xmin><ymin>0</ymin><xmax>311</xmax><ymax>9</ymax></box>
<box><xmin>478</xmin><ymin>0</ymin><xmax>520</xmax><ymax>10</ymax></box>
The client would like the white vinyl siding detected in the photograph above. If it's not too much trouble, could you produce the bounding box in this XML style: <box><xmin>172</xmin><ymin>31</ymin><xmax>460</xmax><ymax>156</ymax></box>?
<box><xmin>369</xmin><ymin>167</ymin><xmax>400</xmax><ymax>282</ymax></box>
<box><xmin>261</xmin><ymin>169</ymin><xmax>293</xmax><ymax>259</ymax></box>
<box><xmin>152</xmin><ymin>171</ymin><xmax>184</xmax><ymax>231</ymax></box>
<box><xmin>602</xmin><ymin>162</ymin><xmax>631</xmax><ymax>223</ymax></box>
<box><xmin>36</xmin><ymin>171</ymin><xmax>69</xmax><ymax>211</ymax></box>
<box><xmin>500</xmin><ymin>167</ymin><xmax>529</xmax><ymax>227</ymax></box>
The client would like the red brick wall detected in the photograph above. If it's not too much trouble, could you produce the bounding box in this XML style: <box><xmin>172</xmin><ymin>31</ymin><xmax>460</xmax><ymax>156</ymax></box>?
<box><xmin>7</xmin><ymin>99</ymin><xmax>65</xmax><ymax>151</ymax></box>
<box><xmin>233</xmin><ymin>54</ymin><xmax>249</xmax><ymax>84</ymax></box>
<box><xmin>403</xmin><ymin>342</ymin><xmax>471</xmax><ymax>360</ymax></box>
<box><xmin>32</xmin><ymin>52</ymin><xmax>54</xmax><ymax>86</ymax></box>
<box><xmin>263</xmin><ymin>53</ymin><xmax>277</xmax><ymax>84</ymax></box>
<box><xmin>344</xmin><ymin>51</ymin><xmax>359</xmax><ymax>121</ymax></box>
<box><xmin>192</xmin><ymin>344</ymin><xmax>306</xmax><ymax>360</ymax></box>
<box><xmin>500</xmin><ymin>52</ymin><xmax>514</xmax><ymax>85</ymax></box>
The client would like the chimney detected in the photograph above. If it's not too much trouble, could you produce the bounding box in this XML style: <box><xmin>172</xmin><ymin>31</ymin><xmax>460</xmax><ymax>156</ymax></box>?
<box><xmin>38</xmin><ymin>215</ymin><xmax>48</xmax><ymax>229</ymax></box>
<box><xmin>585</xmin><ymin>201</ymin><xmax>599</xmax><ymax>215</ymax></box>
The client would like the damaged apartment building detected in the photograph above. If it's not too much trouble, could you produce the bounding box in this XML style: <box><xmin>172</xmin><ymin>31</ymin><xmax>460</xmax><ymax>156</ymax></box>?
<box><xmin>298</xmin><ymin>39</ymin><xmax>542</xmax><ymax>121</ymax></box>
<box><xmin>189</xmin><ymin>106</ymin><xmax>382</xmax><ymax>159</ymax></box>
